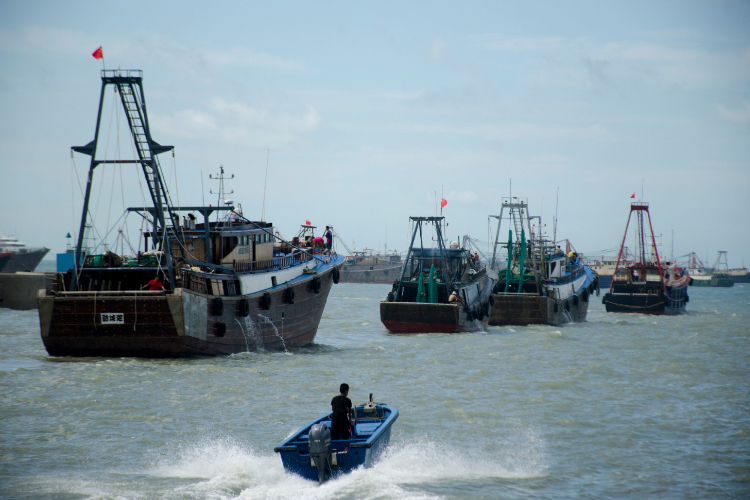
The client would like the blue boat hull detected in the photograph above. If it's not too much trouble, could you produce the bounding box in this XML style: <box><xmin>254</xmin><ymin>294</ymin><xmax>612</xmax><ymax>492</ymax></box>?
<box><xmin>275</xmin><ymin>404</ymin><xmax>398</xmax><ymax>482</ymax></box>
<box><xmin>278</xmin><ymin>423</ymin><xmax>393</xmax><ymax>481</ymax></box>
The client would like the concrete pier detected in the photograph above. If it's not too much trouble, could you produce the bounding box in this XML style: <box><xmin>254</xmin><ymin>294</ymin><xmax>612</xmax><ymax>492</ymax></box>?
<box><xmin>0</xmin><ymin>272</ymin><xmax>55</xmax><ymax>310</ymax></box>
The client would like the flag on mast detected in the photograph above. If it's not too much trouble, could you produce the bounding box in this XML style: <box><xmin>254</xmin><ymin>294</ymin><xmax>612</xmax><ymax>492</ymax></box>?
<box><xmin>92</xmin><ymin>46</ymin><xmax>103</xmax><ymax>59</ymax></box>
<box><xmin>630</xmin><ymin>193</ymin><xmax>635</xmax><ymax>199</ymax></box>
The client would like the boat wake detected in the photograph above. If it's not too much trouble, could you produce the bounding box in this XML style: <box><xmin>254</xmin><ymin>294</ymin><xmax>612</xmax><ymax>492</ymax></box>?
<box><xmin>140</xmin><ymin>434</ymin><xmax>547</xmax><ymax>499</ymax></box>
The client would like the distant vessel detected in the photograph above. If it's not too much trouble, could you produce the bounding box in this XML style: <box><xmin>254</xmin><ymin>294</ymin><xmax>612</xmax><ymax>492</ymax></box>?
<box><xmin>340</xmin><ymin>250</ymin><xmax>402</xmax><ymax>283</ymax></box>
<box><xmin>38</xmin><ymin>69</ymin><xmax>342</xmax><ymax>358</ymax></box>
<box><xmin>727</xmin><ymin>266</ymin><xmax>750</xmax><ymax>283</ymax></box>
<box><xmin>0</xmin><ymin>232</ymin><xmax>49</xmax><ymax>273</ymax></box>
<box><xmin>586</xmin><ymin>251</ymin><xmax>634</xmax><ymax>289</ymax></box>
<box><xmin>603</xmin><ymin>202</ymin><xmax>689</xmax><ymax>314</ymax></box>
<box><xmin>487</xmin><ymin>198</ymin><xmax>599</xmax><ymax>326</ymax></box>
<box><xmin>380</xmin><ymin>216</ymin><xmax>495</xmax><ymax>333</ymax></box>
<box><xmin>685</xmin><ymin>252</ymin><xmax>734</xmax><ymax>287</ymax></box>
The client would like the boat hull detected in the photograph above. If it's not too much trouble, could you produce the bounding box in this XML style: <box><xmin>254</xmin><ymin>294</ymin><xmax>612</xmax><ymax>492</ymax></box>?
<box><xmin>602</xmin><ymin>285</ymin><xmax>688</xmax><ymax>315</ymax></box>
<box><xmin>689</xmin><ymin>276</ymin><xmax>734</xmax><ymax>287</ymax></box>
<box><xmin>489</xmin><ymin>292</ymin><xmax>590</xmax><ymax>326</ymax></box>
<box><xmin>727</xmin><ymin>272</ymin><xmax>750</xmax><ymax>283</ymax></box>
<box><xmin>38</xmin><ymin>263</ymin><xmax>341</xmax><ymax>357</ymax></box>
<box><xmin>275</xmin><ymin>404</ymin><xmax>399</xmax><ymax>482</ymax></box>
<box><xmin>380</xmin><ymin>301</ymin><xmax>489</xmax><ymax>333</ymax></box>
<box><xmin>278</xmin><ymin>423</ymin><xmax>393</xmax><ymax>481</ymax></box>
<box><xmin>340</xmin><ymin>265</ymin><xmax>402</xmax><ymax>284</ymax></box>
<box><xmin>1</xmin><ymin>248</ymin><xmax>49</xmax><ymax>273</ymax></box>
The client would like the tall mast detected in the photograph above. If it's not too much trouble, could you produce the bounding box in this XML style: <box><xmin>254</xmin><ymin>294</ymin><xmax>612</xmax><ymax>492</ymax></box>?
<box><xmin>70</xmin><ymin>70</ymin><xmax>178</xmax><ymax>290</ymax></box>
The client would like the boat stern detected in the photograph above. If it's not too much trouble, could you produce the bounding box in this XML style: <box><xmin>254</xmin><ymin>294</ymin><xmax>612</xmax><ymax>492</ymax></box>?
<box><xmin>37</xmin><ymin>288</ymin><xmax>185</xmax><ymax>357</ymax></box>
<box><xmin>380</xmin><ymin>301</ymin><xmax>460</xmax><ymax>333</ymax></box>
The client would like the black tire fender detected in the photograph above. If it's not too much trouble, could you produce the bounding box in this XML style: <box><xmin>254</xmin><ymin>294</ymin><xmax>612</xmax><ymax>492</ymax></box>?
<box><xmin>261</xmin><ymin>292</ymin><xmax>272</xmax><ymax>310</ymax></box>
<box><xmin>212</xmin><ymin>297</ymin><xmax>224</xmax><ymax>316</ymax></box>
<box><xmin>238</xmin><ymin>298</ymin><xmax>250</xmax><ymax>317</ymax></box>
<box><xmin>332</xmin><ymin>267</ymin><xmax>340</xmax><ymax>284</ymax></box>
<box><xmin>286</xmin><ymin>287</ymin><xmax>296</xmax><ymax>304</ymax></box>
<box><xmin>215</xmin><ymin>322</ymin><xmax>226</xmax><ymax>337</ymax></box>
<box><xmin>312</xmin><ymin>276</ymin><xmax>322</xmax><ymax>294</ymax></box>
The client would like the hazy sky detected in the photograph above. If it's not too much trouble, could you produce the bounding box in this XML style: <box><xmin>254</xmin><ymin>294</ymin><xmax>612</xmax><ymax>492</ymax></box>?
<box><xmin>1</xmin><ymin>1</ymin><xmax>748</xmax><ymax>267</ymax></box>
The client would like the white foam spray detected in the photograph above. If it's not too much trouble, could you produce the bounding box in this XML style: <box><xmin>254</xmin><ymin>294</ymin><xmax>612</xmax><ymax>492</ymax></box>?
<box><xmin>257</xmin><ymin>314</ymin><xmax>289</xmax><ymax>354</ymax></box>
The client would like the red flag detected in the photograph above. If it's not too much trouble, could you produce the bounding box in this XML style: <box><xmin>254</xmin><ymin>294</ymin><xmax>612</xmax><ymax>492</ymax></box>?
<box><xmin>440</xmin><ymin>198</ymin><xmax>447</xmax><ymax>208</ymax></box>
<box><xmin>305</xmin><ymin>220</ymin><xmax>311</xmax><ymax>225</ymax></box>
<box><xmin>92</xmin><ymin>46</ymin><xmax>103</xmax><ymax>60</ymax></box>
<box><xmin>630</xmin><ymin>193</ymin><xmax>635</xmax><ymax>198</ymax></box>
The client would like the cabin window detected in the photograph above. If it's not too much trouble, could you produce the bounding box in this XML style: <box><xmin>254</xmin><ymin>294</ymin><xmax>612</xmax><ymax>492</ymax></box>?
<box><xmin>550</xmin><ymin>262</ymin><xmax>557</xmax><ymax>275</ymax></box>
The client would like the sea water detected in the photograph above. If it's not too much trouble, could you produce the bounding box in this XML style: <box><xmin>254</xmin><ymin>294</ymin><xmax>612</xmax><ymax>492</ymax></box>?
<box><xmin>0</xmin><ymin>283</ymin><xmax>748</xmax><ymax>499</ymax></box>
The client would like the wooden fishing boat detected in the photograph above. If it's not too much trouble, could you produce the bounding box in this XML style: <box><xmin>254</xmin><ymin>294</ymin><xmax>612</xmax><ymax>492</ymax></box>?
<box><xmin>487</xmin><ymin>198</ymin><xmax>599</xmax><ymax>326</ymax></box>
<box><xmin>274</xmin><ymin>395</ymin><xmax>398</xmax><ymax>483</ymax></box>
<box><xmin>602</xmin><ymin>202</ymin><xmax>689</xmax><ymax>315</ymax></box>
<box><xmin>37</xmin><ymin>69</ymin><xmax>343</xmax><ymax>357</ymax></box>
<box><xmin>380</xmin><ymin>217</ymin><xmax>496</xmax><ymax>333</ymax></box>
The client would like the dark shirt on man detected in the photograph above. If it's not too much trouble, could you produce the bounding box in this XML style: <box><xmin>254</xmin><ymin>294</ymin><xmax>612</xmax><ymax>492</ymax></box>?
<box><xmin>330</xmin><ymin>394</ymin><xmax>352</xmax><ymax>440</ymax></box>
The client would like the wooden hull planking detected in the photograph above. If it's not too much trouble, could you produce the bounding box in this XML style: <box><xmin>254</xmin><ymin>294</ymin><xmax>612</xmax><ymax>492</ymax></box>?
<box><xmin>38</xmin><ymin>264</ymin><xmax>340</xmax><ymax>357</ymax></box>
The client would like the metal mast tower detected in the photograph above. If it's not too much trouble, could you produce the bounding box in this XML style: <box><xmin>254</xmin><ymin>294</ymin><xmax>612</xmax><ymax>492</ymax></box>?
<box><xmin>70</xmin><ymin>70</ymin><xmax>182</xmax><ymax>290</ymax></box>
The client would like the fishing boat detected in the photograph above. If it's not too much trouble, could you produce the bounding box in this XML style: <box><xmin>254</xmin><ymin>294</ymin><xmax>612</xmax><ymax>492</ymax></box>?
<box><xmin>380</xmin><ymin>216</ymin><xmax>496</xmax><ymax>333</ymax></box>
<box><xmin>37</xmin><ymin>69</ymin><xmax>343</xmax><ymax>357</ymax></box>
<box><xmin>603</xmin><ymin>202</ymin><xmax>689</xmax><ymax>314</ymax></box>
<box><xmin>340</xmin><ymin>250</ymin><xmax>403</xmax><ymax>284</ymax></box>
<box><xmin>0</xmin><ymin>232</ymin><xmax>49</xmax><ymax>273</ymax></box>
<box><xmin>684</xmin><ymin>252</ymin><xmax>734</xmax><ymax>287</ymax></box>
<box><xmin>274</xmin><ymin>394</ymin><xmax>398</xmax><ymax>483</ymax></box>
<box><xmin>487</xmin><ymin>198</ymin><xmax>599</xmax><ymax>326</ymax></box>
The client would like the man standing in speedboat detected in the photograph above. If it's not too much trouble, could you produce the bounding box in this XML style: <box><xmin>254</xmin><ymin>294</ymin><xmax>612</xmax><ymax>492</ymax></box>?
<box><xmin>330</xmin><ymin>383</ymin><xmax>352</xmax><ymax>440</ymax></box>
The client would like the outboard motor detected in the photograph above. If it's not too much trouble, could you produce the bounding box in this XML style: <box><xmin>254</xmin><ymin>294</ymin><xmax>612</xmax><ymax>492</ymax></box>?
<box><xmin>308</xmin><ymin>423</ymin><xmax>332</xmax><ymax>483</ymax></box>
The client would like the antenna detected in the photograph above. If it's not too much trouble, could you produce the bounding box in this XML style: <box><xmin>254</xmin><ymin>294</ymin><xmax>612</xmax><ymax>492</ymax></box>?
<box><xmin>262</xmin><ymin>149</ymin><xmax>269</xmax><ymax>221</ymax></box>
<box><xmin>553</xmin><ymin>187</ymin><xmax>559</xmax><ymax>245</ymax></box>
<box><xmin>209</xmin><ymin>165</ymin><xmax>234</xmax><ymax>222</ymax></box>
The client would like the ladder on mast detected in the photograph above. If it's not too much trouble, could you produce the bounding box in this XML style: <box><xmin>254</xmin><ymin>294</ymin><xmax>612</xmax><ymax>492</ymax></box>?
<box><xmin>70</xmin><ymin>69</ymin><xmax>182</xmax><ymax>290</ymax></box>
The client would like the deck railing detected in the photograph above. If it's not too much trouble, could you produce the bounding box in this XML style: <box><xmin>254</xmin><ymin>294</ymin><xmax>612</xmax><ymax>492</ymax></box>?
<box><xmin>233</xmin><ymin>252</ymin><xmax>311</xmax><ymax>273</ymax></box>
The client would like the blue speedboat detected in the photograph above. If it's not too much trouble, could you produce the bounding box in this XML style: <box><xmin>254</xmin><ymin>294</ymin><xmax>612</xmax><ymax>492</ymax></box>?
<box><xmin>274</xmin><ymin>395</ymin><xmax>398</xmax><ymax>483</ymax></box>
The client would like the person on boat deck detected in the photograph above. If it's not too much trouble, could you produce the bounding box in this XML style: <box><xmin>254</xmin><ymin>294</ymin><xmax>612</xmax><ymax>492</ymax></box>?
<box><xmin>331</xmin><ymin>383</ymin><xmax>352</xmax><ymax>440</ymax></box>
<box><xmin>324</xmin><ymin>226</ymin><xmax>333</xmax><ymax>256</ymax></box>
<box><xmin>449</xmin><ymin>290</ymin><xmax>463</xmax><ymax>305</ymax></box>
<box><xmin>313</xmin><ymin>236</ymin><xmax>324</xmax><ymax>254</ymax></box>
<box><xmin>141</xmin><ymin>274</ymin><xmax>164</xmax><ymax>291</ymax></box>
<box><xmin>472</xmin><ymin>252</ymin><xmax>480</xmax><ymax>266</ymax></box>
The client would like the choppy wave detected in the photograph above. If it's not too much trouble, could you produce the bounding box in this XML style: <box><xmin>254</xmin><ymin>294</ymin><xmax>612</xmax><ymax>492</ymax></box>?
<box><xmin>135</xmin><ymin>434</ymin><xmax>545</xmax><ymax>500</ymax></box>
